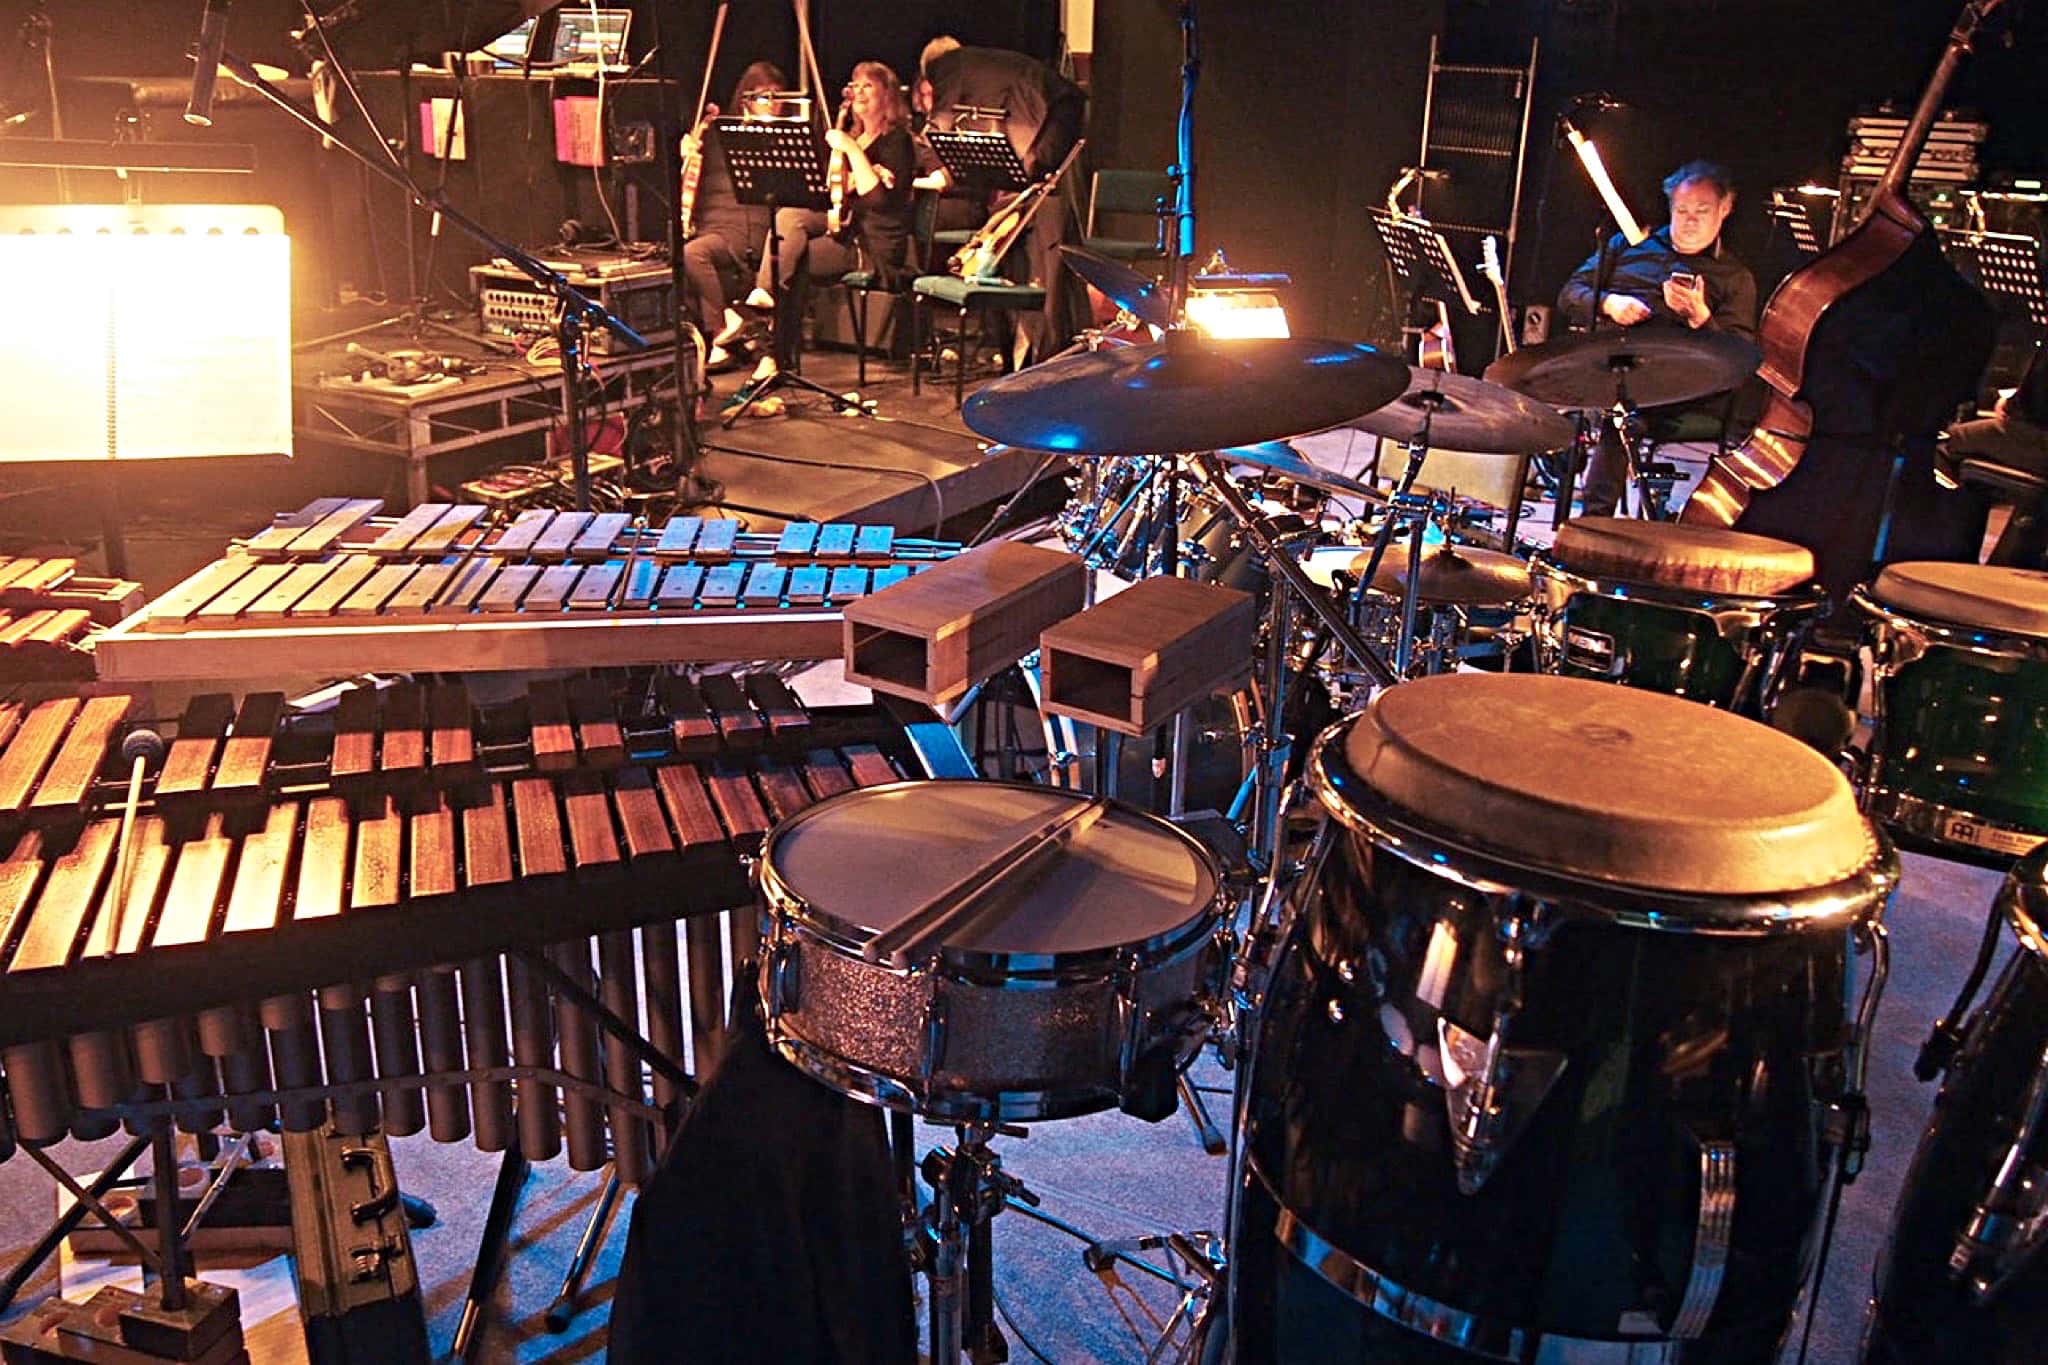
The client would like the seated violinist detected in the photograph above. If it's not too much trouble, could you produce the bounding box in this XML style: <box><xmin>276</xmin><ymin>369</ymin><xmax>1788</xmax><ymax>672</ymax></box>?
<box><xmin>732</xmin><ymin>60</ymin><xmax>916</xmax><ymax>407</ymax></box>
<box><xmin>680</xmin><ymin>61</ymin><xmax>786</xmax><ymax>370</ymax></box>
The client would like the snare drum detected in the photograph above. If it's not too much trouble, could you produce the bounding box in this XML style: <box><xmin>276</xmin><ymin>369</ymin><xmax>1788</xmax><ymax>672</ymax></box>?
<box><xmin>1232</xmin><ymin>674</ymin><xmax>1894</xmax><ymax>1363</ymax></box>
<box><xmin>757</xmin><ymin>780</ymin><xmax>1225</xmax><ymax>1123</ymax></box>
<box><xmin>1533</xmin><ymin>517</ymin><xmax>1825</xmax><ymax>709</ymax></box>
<box><xmin>1866</xmin><ymin>844</ymin><xmax>2048</xmax><ymax>1364</ymax></box>
<box><xmin>1853</xmin><ymin>562</ymin><xmax>2048</xmax><ymax>861</ymax></box>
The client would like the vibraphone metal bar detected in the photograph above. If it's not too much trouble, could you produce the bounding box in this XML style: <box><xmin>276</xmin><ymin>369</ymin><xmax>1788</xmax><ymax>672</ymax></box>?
<box><xmin>0</xmin><ymin>670</ymin><xmax>925</xmax><ymax>1186</ymax></box>
<box><xmin>91</xmin><ymin>500</ymin><xmax>960</xmax><ymax>681</ymax></box>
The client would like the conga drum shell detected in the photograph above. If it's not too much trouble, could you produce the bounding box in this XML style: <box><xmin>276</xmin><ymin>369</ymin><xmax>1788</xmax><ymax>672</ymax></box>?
<box><xmin>1233</xmin><ymin>674</ymin><xmax>1894</xmax><ymax>1363</ymax></box>
<box><xmin>759</xmin><ymin>781</ymin><xmax>1223</xmax><ymax>1123</ymax></box>
<box><xmin>1856</xmin><ymin>566</ymin><xmax>2048</xmax><ymax>860</ymax></box>
<box><xmin>1535</xmin><ymin>523</ymin><xmax>1825</xmax><ymax>707</ymax></box>
<box><xmin>1552</xmin><ymin>518</ymin><xmax>1815</xmax><ymax>596</ymax></box>
<box><xmin>1867</xmin><ymin>848</ymin><xmax>2048</xmax><ymax>1362</ymax></box>
<box><xmin>1873</xmin><ymin>561</ymin><xmax>2048</xmax><ymax>637</ymax></box>
<box><xmin>1339</xmin><ymin>674</ymin><xmax>1873</xmax><ymax>896</ymax></box>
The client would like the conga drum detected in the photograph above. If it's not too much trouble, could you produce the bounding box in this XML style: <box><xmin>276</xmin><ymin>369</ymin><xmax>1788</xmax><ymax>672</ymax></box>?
<box><xmin>1533</xmin><ymin>517</ymin><xmax>1825</xmax><ymax>709</ymax></box>
<box><xmin>756</xmin><ymin>780</ymin><xmax>1226</xmax><ymax>1123</ymax></box>
<box><xmin>1853</xmin><ymin>562</ymin><xmax>2048</xmax><ymax>862</ymax></box>
<box><xmin>1232</xmin><ymin>673</ymin><xmax>1895</xmax><ymax>1362</ymax></box>
<box><xmin>1865</xmin><ymin>843</ymin><xmax>2048</xmax><ymax>1363</ymax></box>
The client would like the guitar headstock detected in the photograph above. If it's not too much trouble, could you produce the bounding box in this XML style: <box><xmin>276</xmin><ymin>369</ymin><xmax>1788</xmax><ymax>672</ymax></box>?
<box><xmin>1480</xmin><ymin>235</ymin><xmax>1505</xmax><ymax>288</ymax></box>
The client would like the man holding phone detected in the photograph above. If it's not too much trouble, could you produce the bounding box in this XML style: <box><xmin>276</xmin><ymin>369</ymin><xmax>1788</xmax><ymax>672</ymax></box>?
<box><xmin>1555</xmin><ymin>160</ymin><xmax>1759</xmax><ymax>514</ymax></box>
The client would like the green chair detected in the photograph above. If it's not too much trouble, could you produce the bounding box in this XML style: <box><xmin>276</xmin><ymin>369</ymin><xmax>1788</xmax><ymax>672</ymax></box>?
<box><xmin>910</xmin><ymin>269</ymin><xmax>1047</xmax><ymax>408</ymax></box>
<box><xmin>1083</xmin><ymin>169</ymin><xmax>1171</xmax><ymax>262</ymax></box>
<box><xmin>838</xmin><ymin>190</ymin><xmax>941</xmax><ymax>387</ymax></box>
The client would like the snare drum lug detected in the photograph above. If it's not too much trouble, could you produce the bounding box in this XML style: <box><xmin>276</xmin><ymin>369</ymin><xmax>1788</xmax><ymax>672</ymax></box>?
<box><xmin>766</xmin><ymin>937</ymin><xmax>801</xmax><ymax>1016</ymax></box>
<box><xmin>919</xmin><ymin>992</ymin><xmax>950</xmax><ymax>1082</ymax></box>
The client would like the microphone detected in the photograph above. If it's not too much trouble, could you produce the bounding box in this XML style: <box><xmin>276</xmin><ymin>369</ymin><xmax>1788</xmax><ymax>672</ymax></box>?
<box><xmin>184</xmin><ymin>0</ymin><xmax>233</xmax><ymax>127</ymax></box>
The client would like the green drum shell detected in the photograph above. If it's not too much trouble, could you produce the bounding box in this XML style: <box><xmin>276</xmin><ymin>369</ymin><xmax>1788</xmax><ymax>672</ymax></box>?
<box><xmin>1533</xmin><ymin>554</ymin><xmax>1825</xmax><ymax>707</ymax></box>
<box><xmin>1856</xmin><ymin>588</ymin><xmax>2048</xmax><ymax>861</ymax></box>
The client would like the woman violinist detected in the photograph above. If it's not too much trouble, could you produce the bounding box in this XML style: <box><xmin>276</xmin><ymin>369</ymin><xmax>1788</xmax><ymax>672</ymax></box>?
<box><xmin>733</xmin><ymin>60</ymin><xmax>915</xmax><ymax>403</ymax></box>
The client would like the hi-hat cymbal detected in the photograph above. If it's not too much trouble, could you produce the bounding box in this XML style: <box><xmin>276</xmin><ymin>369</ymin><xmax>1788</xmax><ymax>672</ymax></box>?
<box><xmin>1058</xmin><ymin>245</ymin><xmax>1174</xmax><ymax>331</ymax></box>
<box><xmin>962</xmin><ymin>335</ymin><xmax>1413</xmax><ymax>455</ymax></box>
<box><xmin>1352</xmin><ymin>367</ymin><xmax>1578</xmax><ymax>455</ymax></box>
<box><xmin>1362</xmin><ymin>544</ymin><xmax>1533</xmax><ymax>606</ymax></box>
<box><xmin>1222</xmin><ymin>441</ymin><xmax>1384</xmax><ymax>502</ymax></box>
<box><xmin>1483</xmin><ymin>326</ymin><xmax>1760</xmax><ymax>411</ymax></box>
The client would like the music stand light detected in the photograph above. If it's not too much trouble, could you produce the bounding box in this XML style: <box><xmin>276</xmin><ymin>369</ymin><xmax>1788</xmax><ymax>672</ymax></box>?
<box><xmin>0</xmin><ymin>205</ymin><xmax>293</xmax><ymax>464</ymax></box>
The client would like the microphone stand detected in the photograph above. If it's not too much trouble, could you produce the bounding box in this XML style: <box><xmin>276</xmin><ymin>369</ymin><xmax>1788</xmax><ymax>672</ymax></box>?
<box><xmin>211</xmin><ymin>49</ymin><xmax>647</xmax><ymax>511</ymax></box>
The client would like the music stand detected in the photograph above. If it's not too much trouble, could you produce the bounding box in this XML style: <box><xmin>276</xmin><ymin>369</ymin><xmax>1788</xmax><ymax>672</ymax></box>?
<box><xmin>1769</xmin><ymin>191</ymin><xmax>1824</xmax><ymax>258</ymax></box>
<box><xmin>926</xmin><ymin>129</ymin><xmax>1032</xmax><ymax>196</ymax></box>
<box><xmin>1939</xmin><ymin>227</ymin><xmax>2048</xmax><ymax>327</ymax></box>
<box><xmin>713</xmin><ymin>115</ymin><xmax>867</xmax><ymax>423</ymax></box>
<box><xmin>1369</xmin><ymin>205</ymin><xmax>1482</xmax><ymax>319</ymax></box>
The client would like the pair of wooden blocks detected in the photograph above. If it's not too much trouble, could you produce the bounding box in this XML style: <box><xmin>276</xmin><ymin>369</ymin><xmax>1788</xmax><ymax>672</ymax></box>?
<box><xmin>842</xmin><ymin>542</ymin><xmax>1254</xmax><ymax>735</ymax></box>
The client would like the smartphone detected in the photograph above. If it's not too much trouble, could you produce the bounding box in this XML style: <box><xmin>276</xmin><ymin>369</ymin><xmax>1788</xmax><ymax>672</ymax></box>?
<box><xmin>1669</xmin><ymin>270</ymin><xmax>1701</xmax><ymax>290</ymax></box>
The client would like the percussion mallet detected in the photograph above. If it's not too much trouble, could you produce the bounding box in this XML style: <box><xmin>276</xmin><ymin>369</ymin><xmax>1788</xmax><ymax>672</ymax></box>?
<box><xmin>104</xmin><ymin>728</ymin><xmax>165</xmax><ymax>959</ymax></box>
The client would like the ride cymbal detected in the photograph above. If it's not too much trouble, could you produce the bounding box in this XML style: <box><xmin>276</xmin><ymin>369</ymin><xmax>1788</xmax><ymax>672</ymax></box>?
<box><xmin>1483</xmin><ymin>326</ymin><xmax>1759</xmax><ymax>411</ymax></box>
<box><xmin>962</xmin><ymin>334</ymin><xmax>1412</xmax><ymax>455</ymax></box>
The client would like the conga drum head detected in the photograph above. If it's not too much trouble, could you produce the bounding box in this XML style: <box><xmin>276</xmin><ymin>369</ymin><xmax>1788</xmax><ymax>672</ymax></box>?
<box><xmin>1330</xmin><ymin>672</ymin><xmax>1873</xmax><ymax>897</ymax></box>
<box><xmin>1553</xmin><ymin>516</ymin><xmax>1815</xmax><ymax>595</ymax></box>
<box><xmin>764</xmin><ymin>781</ymin><xmax>1218</xmax><ymax>965</ymax></box>
<box><xmin>1872</xmin><ymin>561</ymin><xmax>2048</xmax><ymax>638</ymax></box>
<box><xmin>759</xmin><ymin>781</ymin><xmax>1224</xmax><ymax>1122</ymax></box>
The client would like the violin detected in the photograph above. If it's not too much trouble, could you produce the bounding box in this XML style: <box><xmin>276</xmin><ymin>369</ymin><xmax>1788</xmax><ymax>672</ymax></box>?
<box><xmin>826</xmin><ymin>99</ymin><xmax>854</xmax><ymax>239</ymax></box>
<box><xmin>677</xmin><ymin>103</ymin><xmax>719</xmax><ymax>240</ymax></box>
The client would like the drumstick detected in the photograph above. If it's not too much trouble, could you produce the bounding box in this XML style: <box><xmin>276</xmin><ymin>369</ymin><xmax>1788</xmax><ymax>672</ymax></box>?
<box><xmin>864</xmin><ymin>797</ymin><xmax>1111</xmax><ymax>967</ymax></box>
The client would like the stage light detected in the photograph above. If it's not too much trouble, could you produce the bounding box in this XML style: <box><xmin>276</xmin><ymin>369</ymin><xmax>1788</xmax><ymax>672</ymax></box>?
<box><xmin>0</xmin><ymin>205</ymin><xmax>292</xmax><ymax>463</ymax></box>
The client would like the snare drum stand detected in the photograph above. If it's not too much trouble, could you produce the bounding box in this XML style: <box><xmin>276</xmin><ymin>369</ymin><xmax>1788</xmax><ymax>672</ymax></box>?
<box><xmin>919</xmin><ymin>1122</ymin><xmax>1040</xmax><ymax>1364</ymax></box>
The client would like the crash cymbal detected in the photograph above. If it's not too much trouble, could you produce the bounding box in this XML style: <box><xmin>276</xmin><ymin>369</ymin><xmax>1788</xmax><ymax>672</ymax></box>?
<box><xmin>962</xmin><ymin>334</ymin><xmax>1412</xmax><ymax>456</ymax></box>
<box><xmin>1362</xmin><ymin>544</ymin><xmax>1533</xmax><ymax>606</ymax></box>
<box><xmin>1222</xmin><ymin>441</ymin><xmax>1385</xmax><ymax>503</ymax></box>
<box><xmin>1351</xmin><ymin>367</ymin><xmax>1577</xmax><ymax>456</ymax></box>
<box><xmin>1483</xmin><ymin>326</ymin><xmax>1760</xmax><ymax>411</ymax></box>
<box><xmin>1058</xmin><ymin>245</ymin><xmax>1174</xmax><ymax>332</ymax></box>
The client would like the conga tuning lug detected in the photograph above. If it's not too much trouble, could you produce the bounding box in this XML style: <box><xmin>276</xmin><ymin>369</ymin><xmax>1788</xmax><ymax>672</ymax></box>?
<box><xmin>1437</xmin><ymin>1016</ymin><xmax>1568</xmax><ymax>1195</ymax></box>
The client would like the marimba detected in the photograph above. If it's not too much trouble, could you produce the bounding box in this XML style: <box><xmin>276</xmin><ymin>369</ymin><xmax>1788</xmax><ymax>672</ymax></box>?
<box><xmin>0</xmin><ymin>557</ymin><xmax>143</xmax><ymax>682</ymax></box>
<box><xmin>0</xmin><ymin>669</ymin><xmax>938</xmax><ymax>1187</ymax></box>
<box><xmin>91</xmin><ymin>499</ymin><xmax>960</xmax><ymax>681</ymax></box>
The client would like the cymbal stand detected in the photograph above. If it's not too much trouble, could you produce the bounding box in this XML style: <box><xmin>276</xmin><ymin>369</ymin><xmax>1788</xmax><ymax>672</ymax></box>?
<box><xmin>1194</xmin><ymin>453</ymin><xmax>1397</xmax><ymax>876</ymax></box>
<box><xmin>1348</xmin><ymin>400</ymin><xmax>1444</xmax><ymax>679</ymax></box>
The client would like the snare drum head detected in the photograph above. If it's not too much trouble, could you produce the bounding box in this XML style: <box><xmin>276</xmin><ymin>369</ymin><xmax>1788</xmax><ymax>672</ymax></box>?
<box><xmin>1553</xmin><ymin>517</ymin><xmax>1815</xmax><ymax>595</ymax></box>
<box><xmin>764</xmin><ymin>781</ymin><xmax>1219</xmax><ymax>960</ymax></box>
<box><xmin>1332</xmin><ymin>673</ymin><xmax>1872</xmax><ymax>894</ymax></box>
<box><xmin>1872</xmin><ymin>561</ymin><xmax>2048</xmax><ymax>637</ymax></box>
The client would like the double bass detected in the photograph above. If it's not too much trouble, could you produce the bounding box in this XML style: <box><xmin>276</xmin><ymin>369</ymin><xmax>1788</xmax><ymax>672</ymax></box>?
<box><xmin>1683</xmin><ymin>0</ymin><xmax>2007</xmax><ymax>598</ymax></box>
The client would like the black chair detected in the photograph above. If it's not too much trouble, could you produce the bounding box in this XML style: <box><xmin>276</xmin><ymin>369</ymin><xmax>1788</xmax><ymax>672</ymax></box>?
<box><xmin>1082</xmin><ymin>168</ymin><xmax>1171</xmax><ymax>262</ymax></box>
<box><xmin>837</xmin><ymin>190</ymin><xmax>942</xmax><ymax>387</ymax></box>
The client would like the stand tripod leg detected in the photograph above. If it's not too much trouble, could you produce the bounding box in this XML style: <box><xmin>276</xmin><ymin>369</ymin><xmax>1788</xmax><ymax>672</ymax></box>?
<box><xmin>1177</xmin><ymin>1075</ymin><xmax>1226</xmax><ymax>1156</ymax></box>
<box><xmin>452</xmin><ymin>1145</ymin><xmax>528</xmax><ymax>1362</ymax></box>
<box><xmin>544</xmin><ymin>1166</ymin><xmax>621</xmax><ymax>1333</ymax></box>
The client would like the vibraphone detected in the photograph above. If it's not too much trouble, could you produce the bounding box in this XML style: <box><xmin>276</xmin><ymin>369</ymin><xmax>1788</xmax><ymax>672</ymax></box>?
<box><xmin>91</xmin><ymin>499</ymin><xmax>960</xmax><ymax>681</ymax></box>
<box><xmin>0</xmin><ymin>558</ymin><xmax>144</xmax><ymax>682</ymax></box>
<box><xmin>0</xmin><ymin>668</ymin><xmax>936</xmax><ymax>1187</ymax></box>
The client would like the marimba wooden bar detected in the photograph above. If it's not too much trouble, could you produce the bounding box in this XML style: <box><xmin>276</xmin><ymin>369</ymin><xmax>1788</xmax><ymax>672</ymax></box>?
<box><xmin>0</xmin><ymin>670</ymin><xmax>925</xmax><ymax>1184</ymax></box>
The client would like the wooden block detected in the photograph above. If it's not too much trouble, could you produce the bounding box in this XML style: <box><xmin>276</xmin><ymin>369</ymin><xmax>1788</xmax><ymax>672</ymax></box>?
<box><xmin>842</xmin><ymin>542</ymin><xmax>1085</xmax><ymax>705</ymax></box>
<box><xmin>1039</xmin><ymin>575</ymin><xmax>1256</xmax><ymax>736</ymax></box>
